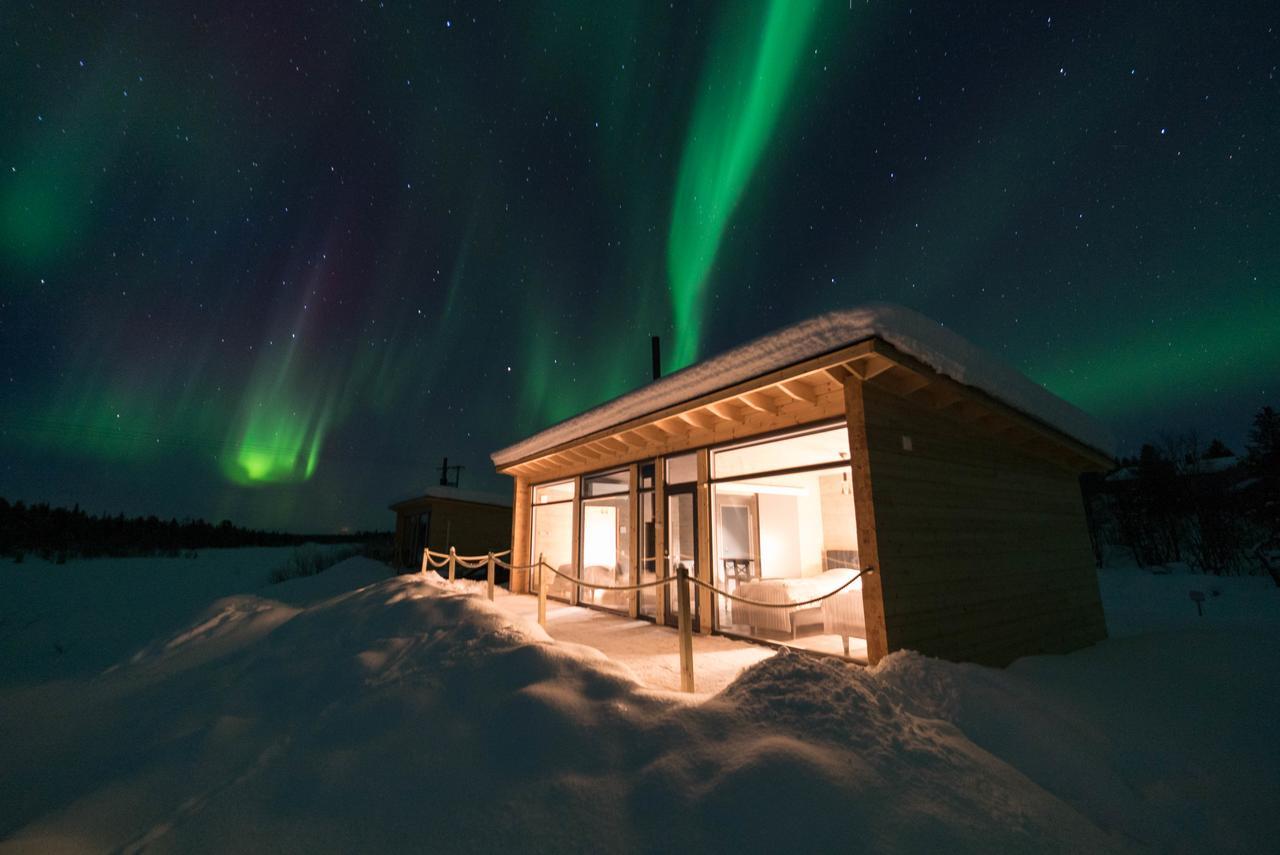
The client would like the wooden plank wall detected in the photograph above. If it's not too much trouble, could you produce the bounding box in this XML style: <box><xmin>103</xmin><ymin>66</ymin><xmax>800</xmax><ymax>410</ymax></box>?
<box><xmin>426</xmin><ymin>502</ymin><xmax>513</xmax><ymax>563</ymax></box>
<box><xmin>858</xmin><ymin>381</ymin><xmax>1107</xmax><ymax>666</ymax></box>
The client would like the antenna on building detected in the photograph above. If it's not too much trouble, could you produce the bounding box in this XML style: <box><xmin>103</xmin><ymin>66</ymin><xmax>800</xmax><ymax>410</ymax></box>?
<box><xmin>651</xmin><ymin>335</ymin><xmax>662</xmax><ymax>380</ymax></box>
<box><xmin>438</xmin><ymin>456</ymin><xmax>464</xmax><ymax>487</ymax></box>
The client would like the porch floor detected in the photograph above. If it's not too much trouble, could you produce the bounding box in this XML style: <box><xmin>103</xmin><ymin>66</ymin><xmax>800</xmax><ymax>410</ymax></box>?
<box><xmin>491</xmin><ymin>590</ymin><xmax>775</xmax><ymax>695</ymax></box>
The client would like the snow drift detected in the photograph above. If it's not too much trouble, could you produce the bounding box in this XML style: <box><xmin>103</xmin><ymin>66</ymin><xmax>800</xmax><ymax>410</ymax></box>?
<box><xmin>2</xmin><ymin>556</ymin><xmax>1277</xmax><ymax>853</ymax></box>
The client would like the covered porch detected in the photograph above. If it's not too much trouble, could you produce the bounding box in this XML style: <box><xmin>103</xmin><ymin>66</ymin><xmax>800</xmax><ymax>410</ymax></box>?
<box><xmin>490</xmin><ymin>587</ymin><xmax>777</xmax><ymax>695</ymax></box>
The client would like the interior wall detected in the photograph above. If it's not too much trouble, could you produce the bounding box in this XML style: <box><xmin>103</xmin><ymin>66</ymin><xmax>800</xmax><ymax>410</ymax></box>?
<box><xmin>757</xmin><ymin>493</ymin><xmax>800</xmax><ymax>578</ymax></box>
<box><xmin>795</xmin><ymin>477</ymin><xmax>825</xmax><ymax>576</ymax></box>
<box><xmin>819</xmin><ymin>473</ymin><xmax>858</xmax><ymax>553</ymax></box>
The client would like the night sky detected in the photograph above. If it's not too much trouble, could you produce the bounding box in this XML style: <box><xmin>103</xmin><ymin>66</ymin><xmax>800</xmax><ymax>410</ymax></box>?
<box><xmin>1</xmin><ymin>1</ymin><xmax>1275</xmax><ymax>532</ymax></box>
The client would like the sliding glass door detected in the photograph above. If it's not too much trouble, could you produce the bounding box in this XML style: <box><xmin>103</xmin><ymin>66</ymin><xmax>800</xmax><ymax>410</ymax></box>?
<box><xmin>579</xmin><ymin>470</ymin><xmax>631</xmax><ymax>613</ymax></box>
<box><xmin>664</xmin><ymin>488</ymin><xmax>700</xmax><ymax>631</ymax></box>
<box><xmin>638</xmin><ymin>464</ymin><xmax>658</xmax><ymax>619</ymax></box>
<box><xmin>531</xmin><ymin>480</ymin><xmax>575</xmax><ymax>601</ymax></box>
<box><xmin>710</xmin><ymin>425</ymin><xmax>865</xmax><ymax>658</ymax></box>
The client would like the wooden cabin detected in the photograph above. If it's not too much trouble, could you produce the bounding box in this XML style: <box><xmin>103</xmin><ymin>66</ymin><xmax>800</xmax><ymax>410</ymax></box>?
<box><xmin>490</xmin><ymin>305</ymin><xmax>1113</xmax><ymax>666</ymax></box>
<box><xmin>389</xmin><ymin>487</ymin><xmax>512</xmax><ymax>572</ymax></box>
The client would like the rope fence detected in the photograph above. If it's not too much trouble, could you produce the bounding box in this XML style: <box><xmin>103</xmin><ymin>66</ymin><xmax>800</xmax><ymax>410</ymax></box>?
<box><xmin>688</xmin><ymin>569</ymin><xmax>867</xmax><ymax>609</ymax></box>
<box><xmin>421</xmin><ymin>544</ymin><xmax>874</xmax><ymax>694</ymax></box>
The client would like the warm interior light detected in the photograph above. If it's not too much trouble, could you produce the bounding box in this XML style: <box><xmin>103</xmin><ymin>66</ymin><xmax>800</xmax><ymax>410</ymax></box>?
<box><xmin>716</xmin><ymin>482</ymin><xmax>807</xmax><ymax>496</ymax></box>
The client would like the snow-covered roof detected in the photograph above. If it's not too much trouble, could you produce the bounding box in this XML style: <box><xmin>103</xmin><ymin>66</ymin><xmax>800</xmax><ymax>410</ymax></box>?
<box><xmin>390</xmin><ymin>485</ymin><xmax>511</xmax><ymax>509</ymax></box>
<box><xmin>492</xmin><ymin>304</ymin><xmax>1114</xmax><ymax>468</ymax></box>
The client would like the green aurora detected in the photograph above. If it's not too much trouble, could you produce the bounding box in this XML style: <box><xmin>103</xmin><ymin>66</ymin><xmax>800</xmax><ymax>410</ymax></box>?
<box><xmin>0</xmin><ymin>1</ymin><xmax>1275</xmax><ymax>530</ymax></box>
<box><xmin>666</xmin><ymin>0</ymin><xmax>823</xmax><ymax>369</ymax></box>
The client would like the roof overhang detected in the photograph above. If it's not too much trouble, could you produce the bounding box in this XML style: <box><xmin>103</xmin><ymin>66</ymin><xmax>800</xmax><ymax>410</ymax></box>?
<box><xmin>492</xmin><ymin>306</ymin><xmax>1115</xmax><ymax>478</ymax></box>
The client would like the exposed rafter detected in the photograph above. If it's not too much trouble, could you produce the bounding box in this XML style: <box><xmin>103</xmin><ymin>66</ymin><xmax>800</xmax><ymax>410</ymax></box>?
<box><xmin>737</xmin><ymin>390</ymin><xmax>777</xmax><ymax>413</ymax></box>
<box><xmin>654</xmin><ymin>416</ymin><xmax>690</xmax><ymax>436</ymax></box>
<box><xmin>597</xmin><ymin>437</ymin><xmax>630</xmax><ymax>454</ymax></box>
<box><xmin>823</xmin><ymin>363</ymin><xmax>855</xmax><ymax>384</ymax></box>
<box><xmin>848</xmin><ymin>353</ymin><xmax>896</xmax><ymax>381</ymax></box>
<box><xmin>705</xmin><ymin>400</ymin><xmax>743</xmax><ymax>421</ymax></box>
<box><xmin>636</xmin><ymin>424</ymin><xmax>668</xmax><ymax>443</ymax></box>
<box><xmin>618</xmin><ymin>430</ymin><xmax>648</xmax><ymax>448</ymax></box>
<box><xmin>678</xmin><ymin>409</ymin><xmax>722</xmax><ymax>430</ymax></box>
<box><xmin>778</xmin><ymin>379</ymin><xmax>819</xmax><ymax>405</ymax></box>
<box><xmin>879</xmin><ymin>367</ymin><xmax>932</xmax><ymax>397</ymax></box>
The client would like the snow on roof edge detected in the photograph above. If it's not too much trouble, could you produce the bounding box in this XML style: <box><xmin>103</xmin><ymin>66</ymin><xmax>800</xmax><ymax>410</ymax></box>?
<box><xmin>390</xmin><ymin>485</ymin><xmax>512</xmax><ymax>509</ymax></box>
<box><xmin>491</xmin><ymin>304</ymin><xmax>1115</xmax><ymax>468</ymax></box>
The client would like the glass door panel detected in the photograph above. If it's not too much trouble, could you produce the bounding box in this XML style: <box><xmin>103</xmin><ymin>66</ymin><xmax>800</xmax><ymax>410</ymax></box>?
<box><xmin>531</xmin><ymin>501</ymin><xmax>574</xmax><ymax>601</ymax></box>
<box><xmin>664</xmin><ymin>490</ymin><xmax>699</xmax><ymax>630</ymax></box>
<box><xmin>579</xmin><ymin>494</ymin><xmax>631</xmax><ymax>613</ymax></box>
<box><xmin>638</xmin><ymin>491</ymin><xmax>658</xmax><ymax>619</ymax></box>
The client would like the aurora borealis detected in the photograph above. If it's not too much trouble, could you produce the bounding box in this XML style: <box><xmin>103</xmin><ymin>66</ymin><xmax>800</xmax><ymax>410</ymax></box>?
<box><xmin>1</xmin><ymin>2</ymin><xmax>1276</xmax><ymax>531</ymax></box>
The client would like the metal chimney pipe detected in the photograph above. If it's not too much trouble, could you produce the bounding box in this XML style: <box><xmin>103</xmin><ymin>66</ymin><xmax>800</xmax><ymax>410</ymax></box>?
<box><xmin>651</xmin><ymin>336</ymin><xmax>662</xmax><ymax>380</ymax></box>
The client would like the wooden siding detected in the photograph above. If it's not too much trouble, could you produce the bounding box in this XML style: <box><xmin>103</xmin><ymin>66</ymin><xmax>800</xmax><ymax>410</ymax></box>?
<box><xmin>510</xmin><ymin>475</ymin><xmax>531</xmax><ymax>593</ymax></box>
<box><xmin>858</xmin><ymin>381</ymin><xmax>1106</xmax><ymax>666</ymax></box>
<box><xmin>844</xmin><ymin>379</ymin><xmax>890</xmax><ymax>663</ymax></box>
<box><xmin>392</xmin><ymin>498</ymin><xmax>512</xmax><ymax>572</ymax></box>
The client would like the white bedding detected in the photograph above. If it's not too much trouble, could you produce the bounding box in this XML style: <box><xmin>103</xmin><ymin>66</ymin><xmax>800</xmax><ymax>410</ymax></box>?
<box><xmin>732</xmin><ymin>569</ymin><xmax>859</xmax><ymax>635</ymax></box>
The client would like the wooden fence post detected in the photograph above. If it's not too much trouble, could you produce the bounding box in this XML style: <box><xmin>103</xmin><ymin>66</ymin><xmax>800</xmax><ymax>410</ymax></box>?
<box><xmin>420</xmin><ymin>548</ymin><xmax>428</xmax><ymax>574</ymax></box>
<box><xmin>486</xmin><ymin>551</ymin><xmax>495</xmax><ymax>601</ymax></box>
<box><xmin>448</xmin><ymin>546</ymin><xmax>457</xmax><ymax>582</ymax></box>
<box><xmin>537</xmin><ymin>553</ymin><xmax>547</xmax><ymax>627</ymax></box>
<box><xmin>676</xmin><ymin>563</ymin><xmax>694</xmax><ymax>693</ymax></box>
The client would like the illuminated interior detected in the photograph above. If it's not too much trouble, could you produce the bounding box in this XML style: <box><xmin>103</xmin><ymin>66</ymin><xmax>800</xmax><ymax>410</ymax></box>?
<box><xmin>712</xmin><ymin>426</ymin><xmax>866</xmax><ymax>657</ymax></box>
<box><xmin>578</xmin><ymin>470</ymin><xmax>631</xmax><ymax>613</ymax></box>
<box><xmin>531</xmin><ymin>479</ymin><xmax>575</xmax><ymax>600</ymax></box>
<box><xmin>526</xmin><ymin>422</ymin><xmax>866</xmax><ymax>659</ymax></box>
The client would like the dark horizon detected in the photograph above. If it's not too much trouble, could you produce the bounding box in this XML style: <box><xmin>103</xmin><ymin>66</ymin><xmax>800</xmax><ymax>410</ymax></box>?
<box><xmin>2</xmin><ymin>1</ymin><xmax>1275</xmax><ymax>531</ymax></box>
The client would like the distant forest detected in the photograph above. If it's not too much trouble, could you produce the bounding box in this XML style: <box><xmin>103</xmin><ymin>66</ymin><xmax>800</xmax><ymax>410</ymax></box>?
<box><xmin>0</xmin><ymin>498</ymin><xmax>388</xmax><ymax>563</ymax></box>
<box><xmin>1082</xmin><ymin>406</ymin><xmax>1280</xmax><ymax>582</ymax></box>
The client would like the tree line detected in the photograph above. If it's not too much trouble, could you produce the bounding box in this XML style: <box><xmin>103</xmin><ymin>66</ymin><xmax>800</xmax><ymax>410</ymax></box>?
<box><xmin>0</xmin><ymin>498</ymin><xmax>387</xmax><ymax>563</ymax></box>
<box><xmin>1082</xmin><ymin>406</ymin><xmax>1280</xmax><ymax>582</ymax></box>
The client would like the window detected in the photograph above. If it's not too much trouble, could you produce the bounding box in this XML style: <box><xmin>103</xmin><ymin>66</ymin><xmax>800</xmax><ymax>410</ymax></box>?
<box><xmin>583</xmin><ymin>469</ymin><xmax>628</xmax><ymax>497</ymax></box>
<box><xmin>531</xmin><ymin>479</ymin><xmax>574</xmax><ymax>600</ymax></box>
<box><xmin>666</xmin><ymin>453</ymin><xmax>697</xmax><ymax>484</ymax></box>
<box><xmin>712</xmin><ymin>425</ymin><xmax>850</xmax><ymax>480</ymax></box>
<box><xmin>580</xmin><ymin>494</ymin><xmax>631</xmax><ymax>613</ymax></box>
<box><xmin>534</xmin><ymin>479</ymin><xmax>575</xmax><ymax>504</ymax></box>
<box><xmin>710</xmin><ymin>425</ymin><xmax>864</xmax><ymax>659</ymax></box>
<box><xmin>638</xmin><ymin>488</ymin><xmax>657</xmax><ymax>618</ymax></box>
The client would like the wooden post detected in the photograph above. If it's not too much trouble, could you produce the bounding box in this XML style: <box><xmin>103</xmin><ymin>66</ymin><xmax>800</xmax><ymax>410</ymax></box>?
<box><xmin>511</xmin><ymin>475</ymin><xmax>531</xmax><ymax>593</ymax></box>
<box><xmin>537</xmin><ymin>553</ymin><xmax>547</xmax><ymax>627</ymax></box>
<box><xmin>654</xmin><ymin>455</ymin><xmax>667</xmax><ymax>626</ymax></box>
<box><xmin>420</xmin><ymin>548</ymin><xmax>428</xmax><ymax>574</ymax></box>
<box><xmin>627</xmin><ymin>462</ymin><xmax>640</xmax><ymax>619</ymax></box>
<box><xmin>695</xmin><ymin>448</ymin><xmax>713</xmax><ymax>635</ymax></box>
<box><xmin>486</xmin><ymin>551</ymin><xmax>496</xmax><ymax>601</ymax></box>
<box><xmin>676</xmin><ymin>563</ymin><xmax>694</xmax><ymax>693</ymax></box>
<box><xmin>448</xmin><ymin>546</ymin><xmax>457</xmax><ymax>582</ymax></box>
<box><xmin>844</xmin><ymin>376</ymin><xmax>889</xmax><ymax>664</ymax></box>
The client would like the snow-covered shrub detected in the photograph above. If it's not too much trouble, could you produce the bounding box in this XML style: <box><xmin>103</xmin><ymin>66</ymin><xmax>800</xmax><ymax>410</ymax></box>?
<box><xmin>270</xmin><ymin>545</ymin><xmax>361</xmax><ymax>584</ymax></box>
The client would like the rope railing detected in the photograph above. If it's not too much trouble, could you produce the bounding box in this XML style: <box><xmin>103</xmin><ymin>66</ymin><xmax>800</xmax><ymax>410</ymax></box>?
<box><xmin>688</xmin><ymin>568</ymin><xmax>870</xmax><ymax>609</ymax></box>
<box><xmin>423</xmin><ymin>542</ymin><xmax>873</xmax><ymax>694</ymax></box>
<box><xmin>425</xmin><ymin>547</ymin><xmax>510</xmax><ymax>562</ymax></box>
<box><xmin>538</xmin><ymin>561</ymin><xmax>676</xmax><ymax>592</ymax></box>
<box><xmin>528</xmin><ymin>559</ymin><xmax>870</xmax><ymax>608</ymax></box>
<box><xmin>494</xmin><ymin>557</ymin><xmax>543</xmax><ymax>573</ymax></box>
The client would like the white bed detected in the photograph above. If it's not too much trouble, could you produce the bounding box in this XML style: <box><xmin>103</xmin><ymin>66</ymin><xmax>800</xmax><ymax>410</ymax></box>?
<box><xmin>732</xmin><ymin>568</ymin><xmax>863</xmax><ymax>639</ymax></box>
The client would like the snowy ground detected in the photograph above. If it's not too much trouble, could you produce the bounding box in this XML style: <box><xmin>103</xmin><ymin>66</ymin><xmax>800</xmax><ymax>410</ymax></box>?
<box><xmin>1</xmin><ymin>550</ymin><xmax>1277</xmax><ymax>853</ymax></box>
<box><xmin>489</xmin><ymin>587</ymin><xmax>774</xmax><ymax>695</ymax></box>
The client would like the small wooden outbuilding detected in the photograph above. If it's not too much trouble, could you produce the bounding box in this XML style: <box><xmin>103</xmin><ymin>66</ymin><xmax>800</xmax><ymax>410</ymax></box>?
<box><xmin>490</xmin><ymin>305</ymin><xmax>1113</xmax><ymax>666</ymax></box>
<box><xmin>389</xmin><ymin>487</ymin><xmax>512</xmax><ymax>571</ymax></box>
